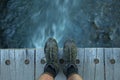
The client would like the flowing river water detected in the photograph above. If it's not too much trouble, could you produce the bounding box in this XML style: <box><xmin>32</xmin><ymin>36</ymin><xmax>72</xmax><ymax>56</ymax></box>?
<box><xmin>0</xmin><ymin>0</ymin><xmax>120</xmax><ymax>48</ymax></box>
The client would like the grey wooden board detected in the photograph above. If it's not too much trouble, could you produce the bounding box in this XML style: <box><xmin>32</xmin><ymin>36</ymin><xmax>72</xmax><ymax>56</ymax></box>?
<box><xmin>0</xmin><ymin>49</ymin><xmax>34</xmax><ymax>80</ymax></box>
<box><xmin>35</xmin><ymin>49</ymin><xmax>45</xmax><ymax>80</ymax></box>
<box><xmin>113</xmin><ymin>48</ymin><xmax>120</xmax><ymax>80</ymax></box>
<box><xmin>0</xmin><ymin>48</ymin><xmax>120</xmax><ymax>80</ymax></box>
<box><xmin>104</xmin><ymin>48</ymin><xmax>120</xmax><ymax>80</ymax></box>
<box><xmin>83</xmin><ymin>48</ymin><xmax>96</xmax><ymax>80</ymax></box>
<box><xmin>1</xmin><ymin>50</ymin><xmax>10</xmax><ymax>80</ymax></box>
<box><xmin>95</xmin><ymin>48</ymin><xmax>104</xmax><ymax>80</ymax></box>
<box><xmin>15</xmin><ymin>49</ymin><xmax>25</xmax><ymax>80</ymax></box>
<box><xmin>105</xmin><ymin>48</ymin><xmax>114</xmax><ymax>80</ymax></box>
<box><xmin>23</xmin><ymin>49</ymin><xmax>34</xmax><ymax>80</ymax></box>
<box><xmin>77</xmin><ymin>48</ymin><xmax>84</xmax><ymax>78</ymax></box>
<box><xmin>9</xmin><ymin>49</ymin><xmax>16</xmax><ymax>80</ymax></box>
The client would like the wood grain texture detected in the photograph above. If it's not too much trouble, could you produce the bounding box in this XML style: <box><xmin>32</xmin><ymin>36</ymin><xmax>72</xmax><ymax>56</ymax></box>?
<box><xmin>105</xmin><ymin>48</ymin><xmax>114</xmax><ymax>80</ymax></box>
<box><xmin>14</xmin><ymin>49</ymin><xmax>26</xmax><ymax>80</ymax></box>
<box><xmin>35</xmin><ymin>49</ymin><xmax>45</xmax><ymax>80</ymax></box>
<box><xmin>83</xmin><ymin>48</ymin><xmax>96</xmax><ymax>80</ymax></box>
<box><xmin>77</xmin><ymin>48</ymin><xmax>85</xmax><ymax>78</ymax></box>
<box><xmin>9</xmin><ymin>49</ymin><xmax>16</xmax><ymax>80</ymax></box>
<box><xmin>24</xmin><ymin>49</ymin><xmax>34</xmax><ymax>80</ymax></box>
<box><xmin>95</xmin><ymin>48</ymin><xmax>104</xmax><ymax>80</ymax></box>
<box><xmin>0</xmin><ymin>48</ymin><xmax>120</xmax><ymax>80</ymax></box>
<box><xmin>0</xmin><ymin>49</ymin><xmax>35</xmax><ymax>80</ymax></box>
<box><xmin>113</xmin><ymin>48</ymin><xmax>120</xmax><ymax>80</ymax></box>
<box><xmin>1</xmin><ymin>49</ymin><xmax>11</xmax><ymax>80</ymax></box>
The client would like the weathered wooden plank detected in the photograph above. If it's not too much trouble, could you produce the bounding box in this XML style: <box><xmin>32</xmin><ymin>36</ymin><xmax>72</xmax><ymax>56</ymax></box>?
<box><xmin>0</xmin><ymin>48</ymin><xmax>120</xmax><ymax>80</ymax></box>
<box><xmin>14</xmin><ymin>49</ymin><xmax>26</xmax><ymax>80</ymax></box>
<box><xmin>113</xmin><ymin>48</ymin><xmax>120</xmax><ymax>80</ymax></box>
<box><xmin>77</xmin><ymin>48</ymin><xmax>85</xmax><ymax>78</ymax></box>
<box><xmin>0</xmin><ymin>49</ymin><xmax>35</xmax><ymax>80</ymax></box>
<box><xmin>9</xmin><ymin>49</ymin><xmax>16</xmax><ymax>80</ymax></box>
<box><xmin>83</xmin><ymin>48</ymin><xmax>96</xmax><ymax>80</ymax></box>
<box><xmin>105</xmin><ymin>48</ymin><xmax>114</xmax><ymax>80</ymax></box>
<box><xmin>0</xmin><ymin>49</ymin><xmax>16</xmax><ymax>80</ymax></box>
<box><xmin>1</xmin><ymin>49</ymin><xmax>11</xmax><ymax>80</ymax></box>
<box><xmin>35</xmin><ymin>49</ymin><xmax>45</xmax><ymax>80</ymax></box>
<box><xmin>95</xmin><ymin>48</ymin><xmax>104</xmax><ymax>80</ymax></box>
<box><xmin>23</xmin><ymin>49</ymin><xmax>34</xmax><ymax>80</ymax></box>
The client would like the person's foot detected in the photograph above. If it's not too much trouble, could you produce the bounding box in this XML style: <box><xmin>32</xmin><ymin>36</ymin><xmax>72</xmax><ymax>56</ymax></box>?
<box><xmin>63</xmin><ymin>39</ymin><xmax>77</xmax><ymax>64</ymax></box>
<box><xmin>44</xmin><ymin>38</ymin><xmax>59</xmax><ymax>78</ymax></box>
<box><xmin>63</xmin><ymin>39</ymin><xmax>78</xmax><ymax>78</ymax></box>
<box><xmin>44</xmin><ymin>38</ymin><xmax>58</xmax><ymax>64</ymax></box>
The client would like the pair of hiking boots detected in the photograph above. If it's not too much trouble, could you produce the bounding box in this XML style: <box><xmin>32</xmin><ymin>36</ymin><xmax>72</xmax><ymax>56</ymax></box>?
<box><xmin>44</xmin><ymin>38</ymin><xmax>78</xmax><ymax>78</ymax></box>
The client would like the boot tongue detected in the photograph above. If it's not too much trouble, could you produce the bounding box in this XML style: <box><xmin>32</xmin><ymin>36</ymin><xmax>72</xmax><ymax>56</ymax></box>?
<box><xmin>63</xmin><ymin>64</ymin><xmax>78</xmax><ymax>78</ymax></box>
<box><xmin>68</xmin><ymin>64</ymin><xmax>77</xmax><ymax>69</ymax></box>
<box><xmin>48</xmin><ymin>64</ymin><xmax>56</xmax><ymax>71</ymax></box>
<box><xmin>44</xmin><ymin>63</ymin><xmax>59</xmax><ymax>77</ymax></box>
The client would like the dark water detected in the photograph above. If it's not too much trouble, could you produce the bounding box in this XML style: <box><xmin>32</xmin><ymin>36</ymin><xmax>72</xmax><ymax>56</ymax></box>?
<box><xmin>0</xmin><ymin>0</ymin><xmax>120</xmax><ymax>48</ymax></box>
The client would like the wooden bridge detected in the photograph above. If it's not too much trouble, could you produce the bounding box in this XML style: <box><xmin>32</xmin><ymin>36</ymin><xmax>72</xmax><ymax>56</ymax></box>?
<box><xmin>0</xmin><ymin>48</ymin><xmax>120</xmax><ymax>80</ymax></box>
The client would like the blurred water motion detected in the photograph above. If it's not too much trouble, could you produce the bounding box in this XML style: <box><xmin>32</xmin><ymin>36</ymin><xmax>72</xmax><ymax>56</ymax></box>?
<box><xmin>0</xmin><ymin>0</ymin><xmax>120</xmax><ymax>48</ymax></box>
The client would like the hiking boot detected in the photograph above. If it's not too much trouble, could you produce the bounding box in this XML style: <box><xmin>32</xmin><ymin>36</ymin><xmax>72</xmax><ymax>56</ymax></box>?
<box><xmin>63</xmin><ymin>39</ymin><xmax>78</xmax><ymax>78</ymax></box>
<box><xmin>44</xmin><ymin>38</ymin><xmax>59</xmax><ymax>78</ymax></box>
<box><xmin>63</xmin><ymin>39</ymin><xmax>77</xmax><ymax>64</ymax></box>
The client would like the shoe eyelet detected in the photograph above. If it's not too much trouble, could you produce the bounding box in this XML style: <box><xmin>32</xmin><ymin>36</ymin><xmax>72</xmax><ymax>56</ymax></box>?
<box><xmin>76</xmin><ymin>59</ymin><xmax>80</xmax><ymax>64</ymax></box>
<box><xmin>59</xmin><ymin>59</ymin><xmax>64</xmax><ymax>64</ymax></box>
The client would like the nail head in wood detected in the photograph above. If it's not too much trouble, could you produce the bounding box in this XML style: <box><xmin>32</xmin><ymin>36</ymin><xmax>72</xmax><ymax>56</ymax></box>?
<box><xmin>5</xmin><ymin>60</ymin><xmax>10</xmax><ymax>65</ymax></box>
<box><xmin>94</xmin><ymin>58</ymin><xmax>99</xmax><ymax>64</ymax></box>
<box><xmin>110</xmin><ymin>59</ymin><xmax>115</xmax><ymax>64</ymax></box>
<box><xmin>25</xmin><ymin>59</ymin><xmax>30</xmax><ymax>65</ymax></box>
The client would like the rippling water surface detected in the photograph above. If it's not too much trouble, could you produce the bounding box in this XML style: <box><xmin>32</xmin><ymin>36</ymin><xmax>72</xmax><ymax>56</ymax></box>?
<box><xmin>0</xmin><ymin>0</ymin><xmax>120</xmax><ymax>48</ymax></box>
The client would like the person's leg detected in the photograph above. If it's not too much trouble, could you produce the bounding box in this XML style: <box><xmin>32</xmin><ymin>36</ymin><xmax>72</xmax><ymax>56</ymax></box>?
<box><xmin>39</xmin><ymin>38</ymin><xmax>59</xmax><ymax>80</ymax></box>
<box><xmin>63</xmin><ymin>64</ymin><xmax>83</xmax><ymax>80</ymax></box>
<box><xmin>68</xmin><ymin>74</ymin><xmax>82</xmax><ymax>80</ymax></box>
<box><xmin>39</xmin><ymin>73</ymin><xmax>54</xmax><ymax>80</ymax></box>
<box><xmin>63</xmin><ymin>40</ymin><xmax>83</xmax><ymax>80</ymax></box>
